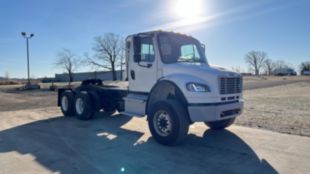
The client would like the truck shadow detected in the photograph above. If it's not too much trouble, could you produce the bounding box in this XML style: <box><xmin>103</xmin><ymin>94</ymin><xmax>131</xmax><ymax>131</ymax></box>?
<box><xmin>0</xmin><ymin>113</ymin><xmax>278</xmax><ymax>174</ymax></box>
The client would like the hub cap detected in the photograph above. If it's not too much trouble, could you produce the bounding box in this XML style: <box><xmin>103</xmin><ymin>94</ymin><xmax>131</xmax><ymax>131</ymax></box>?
<box><xmin>153</xmin><ymin>110</ymin><xmax>172</xmax><ymax>137</ymax></box>
<box><xmin>61</xmin><ymin>96</ymin><xmax>68</xmax><ymax>111</ymax></box>
<box><xmin>75</xmin><ymin>98</ymin><xmax>84</xmax><ymax>115</ymax></box>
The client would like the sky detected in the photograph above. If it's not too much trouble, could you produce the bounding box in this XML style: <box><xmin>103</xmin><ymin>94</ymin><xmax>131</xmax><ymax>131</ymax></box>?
<box><xmin>0</xmin><ymin>0</ymin><xmax>309</xmax><ymax>78</ymax></box>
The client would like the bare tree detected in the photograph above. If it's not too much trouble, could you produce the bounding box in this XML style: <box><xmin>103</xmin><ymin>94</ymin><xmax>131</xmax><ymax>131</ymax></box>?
<box><xmin>300</xmin><ymin>61</ymin><xmax>310</xmax><ymax>75</ymax></box>
<box><xmin>274</xmin><ymin>60</ymin><xmax>289</xmax><ymax>69</ymax></box>
<box><xmin>55</xmin><ymin>49</ymin><xmax>79</xmax><ymax>85</ymax></box>
<box><xmin>264</xmin><ymin>59</ymin><xmax>275</xmax><ymax>76</ymax></box>
<box><xmin>86</xmin><ymin>33</ymin><xmax>124</xmax><ymax>81</ymax></box>
<box><xmin>244</xmin><ymin>50</ymin><xmax>267</xmax><ymax>76</ymax></box>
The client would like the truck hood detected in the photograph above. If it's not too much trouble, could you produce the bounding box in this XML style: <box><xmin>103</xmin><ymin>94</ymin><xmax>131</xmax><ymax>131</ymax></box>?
<box><xmin>162</xmin><ymin>63</ymin><xmax>240</xmax><ymax>78</ymax></box>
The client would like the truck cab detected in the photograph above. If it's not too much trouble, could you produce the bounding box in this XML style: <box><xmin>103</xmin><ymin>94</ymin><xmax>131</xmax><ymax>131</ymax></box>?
<box><xmin>58</xmin><ymin>30</ymin><xmax>243</xmax><ymax>145</ymax></box>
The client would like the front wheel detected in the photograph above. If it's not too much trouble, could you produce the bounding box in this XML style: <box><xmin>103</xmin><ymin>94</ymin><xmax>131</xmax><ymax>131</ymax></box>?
<box><xmin>204</xmin><ymin>118</ymin><xmax>236</xmax><ymax>130</ymax></box>
<box><xmin>148</xmin><ymin>100</ymin><xmax>190</xmax><ymax>146</ymax></box>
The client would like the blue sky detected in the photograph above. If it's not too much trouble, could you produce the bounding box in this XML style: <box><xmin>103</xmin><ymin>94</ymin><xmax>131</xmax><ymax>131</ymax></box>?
<box><xmin>0</xmin><ymin>0</ymin><xmax>309</xmax><ymax>78</ymax></box>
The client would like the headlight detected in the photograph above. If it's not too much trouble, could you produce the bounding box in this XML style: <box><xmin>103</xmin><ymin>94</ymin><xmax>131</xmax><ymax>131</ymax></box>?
<box><xmin>186</xmin><ymin>83</ymin><xmax>210</xmax><ymax>92</ymax></box>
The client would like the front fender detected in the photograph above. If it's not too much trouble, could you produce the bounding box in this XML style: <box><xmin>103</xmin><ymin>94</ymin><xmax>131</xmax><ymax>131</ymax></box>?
<box><xmin>162</xmin><ymin>74</ymin><xmax>219</xmax><ymax>103</ymax></box>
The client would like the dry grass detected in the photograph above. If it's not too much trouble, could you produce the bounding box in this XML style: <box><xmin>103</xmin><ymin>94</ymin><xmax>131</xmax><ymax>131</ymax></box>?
<box><xmin>243</xmin><ymin>75</ymin><xmax>310</xmax><ymax>82</ymax></box>
<box><xmin>0</xmin><ymin>90</ymin><xmax>57</xmax><ymax>112</ymax></box>
<box><xmin>236</xmin><ymin>82</ymin><xmax>310</xmax><ymax>136</ymax></box>
<box><xmin>0</xmin><ymin>81</ymin><xmax>21</xmax><ymax>85</ymax></box>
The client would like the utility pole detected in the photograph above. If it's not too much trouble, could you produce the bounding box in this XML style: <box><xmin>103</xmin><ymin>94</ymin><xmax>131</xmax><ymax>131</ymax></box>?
<box><xmin>21</xmin><ymin>32</ymin><xmax>34</xmax><ymax>85</ymax></box>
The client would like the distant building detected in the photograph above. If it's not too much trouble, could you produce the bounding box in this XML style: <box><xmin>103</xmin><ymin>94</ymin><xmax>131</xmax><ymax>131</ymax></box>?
<box><xmin>272</xmin><ymin>67</ymin><xmax>296</xmax><ymax>76</ymax></box>
<box><xmin>55</xmin><ymin>70</ymin><xmax>123</xmax><ymax>82</ymax></box>
<box><xmin>302</xmin><ymin>70</ymin><xmax>310</xmax><ymax>75</ymax></box>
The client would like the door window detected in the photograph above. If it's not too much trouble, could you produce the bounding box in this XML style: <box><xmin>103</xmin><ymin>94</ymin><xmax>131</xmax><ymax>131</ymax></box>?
<box><xmin>140</xmin><ymin>37</ymin><xmax>155</xmax><ymax>62</ymax></box>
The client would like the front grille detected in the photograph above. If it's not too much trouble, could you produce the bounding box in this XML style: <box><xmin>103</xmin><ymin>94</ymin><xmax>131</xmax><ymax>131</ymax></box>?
<box><xmin>219</xmin><ymin>77</ymin><xmax>242</xmax><ymax>94</ymax></box>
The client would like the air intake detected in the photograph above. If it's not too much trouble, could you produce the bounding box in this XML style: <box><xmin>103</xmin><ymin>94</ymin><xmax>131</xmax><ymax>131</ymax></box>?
<box><xmin>219</xmin><ymin>77</ymin><xmax>242</xmax><ymax>94</ymax></box>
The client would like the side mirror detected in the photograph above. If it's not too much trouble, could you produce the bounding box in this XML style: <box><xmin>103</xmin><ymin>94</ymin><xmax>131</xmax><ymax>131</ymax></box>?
<box><xmin>133</xmin><ymin>36</ymin><xmax>141</xmax><ymax>62</ymax></box>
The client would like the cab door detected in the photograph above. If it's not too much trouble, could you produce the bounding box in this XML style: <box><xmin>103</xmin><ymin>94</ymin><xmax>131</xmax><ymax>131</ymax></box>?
<box><xmin>128</xmin><ymin>36</ymin><xmax>158</xmax><ymax>93</ymax></box>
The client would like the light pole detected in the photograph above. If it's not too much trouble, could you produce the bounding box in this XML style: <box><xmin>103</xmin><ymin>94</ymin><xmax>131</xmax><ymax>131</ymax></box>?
<box><xmin>21</xmin><ymin>32</ymin><xmax>34</xmax><ymax>85</ymax></box>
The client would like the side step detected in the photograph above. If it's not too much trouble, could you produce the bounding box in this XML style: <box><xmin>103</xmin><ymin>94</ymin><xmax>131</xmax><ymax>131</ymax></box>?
<box><xmin>122</xmin><ymin>93</ymin><xmax>148</xmax><ymax>117</ymax></box>
<box><xmin>120</xmin><ymin>111</ymin><xmax>145</xmax><ymax>117</ymax></box>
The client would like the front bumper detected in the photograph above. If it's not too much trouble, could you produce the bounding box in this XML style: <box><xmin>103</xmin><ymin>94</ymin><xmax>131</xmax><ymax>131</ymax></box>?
<box><xmin>187</xmin><ymin>100</ymin><xmax>244</xmax><ymax>122</ymax></box>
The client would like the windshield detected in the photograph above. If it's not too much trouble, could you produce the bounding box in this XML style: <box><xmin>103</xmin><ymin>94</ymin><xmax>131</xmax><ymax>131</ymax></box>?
<box><xmin>158</xmin><ymin>33</ymin><xmax>207</xmax><ymax>64</ymax></box>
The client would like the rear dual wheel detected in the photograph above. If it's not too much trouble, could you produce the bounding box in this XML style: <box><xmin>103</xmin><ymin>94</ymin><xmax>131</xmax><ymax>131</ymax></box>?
<box><xmin>60</xmin><ymin>90</ymin><xmax>95</xmax><ymax>120</ymax></box>
<box><xmin>74</xmin><ymin>91</ymin><xmax>95</xmax><ymax>120</ymax></box>
<box><xmin>60</xmin><ymin>90</ymin><xmax>75</xmax><ymax>116</ymax></box>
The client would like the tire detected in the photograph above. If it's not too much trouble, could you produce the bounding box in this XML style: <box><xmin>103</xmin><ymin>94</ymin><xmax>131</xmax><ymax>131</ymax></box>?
<box><xmin>148</xmin><ymin>100</ymin><xmax>190</xmax><ymax>146</ymax></box>
<box><xmin>60</xmin><ymin>90</ymin><xmax>75</xmax><ymax>117</ymax></box>
<box><xmin>205</xmin><ymin>118</ymin><xmax>236</xmax><ymax>130</ymax></box>
<box><xmin>74</xmin><ymin>91</ymin><xmax>95</xmax><ymax>120</ymax></box>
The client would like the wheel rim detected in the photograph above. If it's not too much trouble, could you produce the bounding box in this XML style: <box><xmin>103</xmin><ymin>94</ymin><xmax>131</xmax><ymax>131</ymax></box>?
<box><xmin>61</xmin><ymin>96</ymin><xmax>69</xmax><ymax>111</ymax></box>
<box><xmin>153</xmin><ymin>110</ymin><xmax>172</xmax><ymax>137</ymax></box>
<box><xmin>75</xmin><ymin>98</ymin><xmax>84</xmax><ymax>115</ymax></box>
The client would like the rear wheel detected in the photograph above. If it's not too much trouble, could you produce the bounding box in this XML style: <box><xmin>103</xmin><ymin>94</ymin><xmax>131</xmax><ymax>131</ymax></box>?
<box><xmin>148</xmin><ymin>100</ymin><xmax>190</xmax><ymax>146</ymax></box>
<box><xmin>60</xmin><ymin>90</ymin><xmax>75</xmax><ymax>117</ymax></box>
<box><xmin>74</xmin><ymin>91</ymin><xmax>95</xmax><ymax>120</ymax></box>
<box><xmin>204</xmin><ymin>118</ymin><xmax>236</xmax><ymax>130</ymax></box>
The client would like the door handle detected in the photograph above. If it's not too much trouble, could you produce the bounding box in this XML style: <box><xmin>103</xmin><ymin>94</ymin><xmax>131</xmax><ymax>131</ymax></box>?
<box><xmin>130</xmin><ymin>70</ymin><xmax>135</xmax><ymax>80</ymax></box>
<box><xmin>138</xmin><ymin>62</ymin><xmax>152</xmax><ymax>68</ymax></box>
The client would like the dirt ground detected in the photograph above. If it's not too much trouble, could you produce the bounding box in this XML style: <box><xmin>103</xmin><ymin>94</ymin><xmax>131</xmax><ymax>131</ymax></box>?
<box><xmin>0</xmin><ymin>90</ymin><xmax>56</xmax><ymax>112</ymax></box>
<box><xmin>235</xmin><ymin>82</ymin><xmax>310</xmax><ymax>136</ymax></box>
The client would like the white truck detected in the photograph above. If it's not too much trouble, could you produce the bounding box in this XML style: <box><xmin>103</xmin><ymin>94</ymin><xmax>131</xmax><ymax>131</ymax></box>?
<box><xmin>58</xmin><ymin>31</ymin><xmax>243</xmax><ymax>145</ymax></box>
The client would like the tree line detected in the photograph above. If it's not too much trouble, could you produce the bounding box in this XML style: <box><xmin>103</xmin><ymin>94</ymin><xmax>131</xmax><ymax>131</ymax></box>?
<box><xmin>244</xmin><ymin>50</ymin><xmax>310</xmax><ymax>76</ymax></box>
<box><xmin>55</xmin><ymin>33</ymin><xmax>124</xmax><ymax>84</ymax></box>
